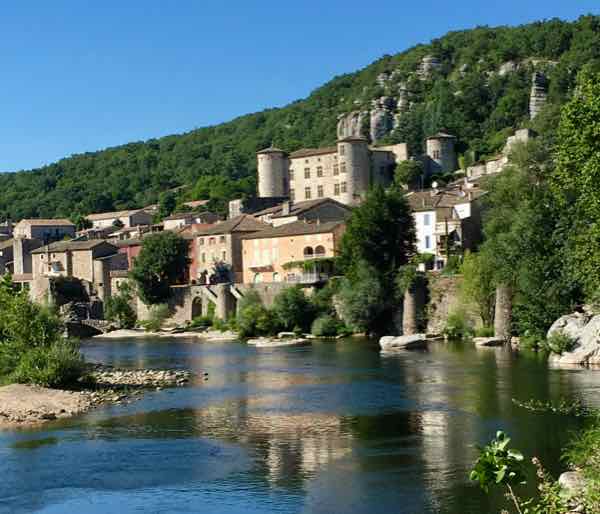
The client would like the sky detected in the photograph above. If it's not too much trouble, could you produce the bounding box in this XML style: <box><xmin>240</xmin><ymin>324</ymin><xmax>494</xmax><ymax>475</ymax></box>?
<box><xmin>0</xmin><ymin>1</ymin><xmax>598</xmax><ymax>172</ymax></box>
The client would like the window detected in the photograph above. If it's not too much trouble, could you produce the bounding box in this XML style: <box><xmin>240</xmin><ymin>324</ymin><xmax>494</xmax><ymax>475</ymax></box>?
<box><xmin>219</xmin><ymin>235</ymin><xmax>226</xmax><ymax>243</ymax></box>
<box><xmin>201</xmin><ymin>253</ymin><xmax>206</xmax><ymax>263</ymax></box>
<box><xmin>315</xmin><ymin>245</ymin><xmax>326</xmax><ymax>257</ymax></box>
<box><xmin>334</xmin><ymin>183</ymin><xmax>340</xmax><ymax>196</ymax></box>
<box><xmin>317</xmin><ymin>166</ymin><xmax>323</xmax><ymax>177</ymax></box>
<box><xmin>303</xmin><ymin>247</ymin><xmax>314</xmax><ymax>258</ymax></box>
<box><xmin>305</xmin><ymin>187</ymin><xmax>312</xmax><ymax>200</ymax></box>
<box><xmin>340</xmin><ymin>163</ymin><xmax>346</xmax><ymax>174</ymax></box>
<box><xmin>425</xmin><ymin>235</ymin><xmax>431</xmax><ymax>249</ymax></box>
<box><xmin>317</xmin><ymin>185</ymin><xmax>324</xmax><ymax>198</ymax></box>
<box><xmin>222</xmin><ymin>250</ymin><xmax>227</xmax><ymax>261</ymax></box>
<box><xmin>304</xmin><ymin>167</ymin><xmax>311</xmax><ymax>179</ymax></box>
<box><xmin>333</xmin><ymin>164</ymin><xmax>339</xmax><ymax>176</ymax></box>
<box><xmin>341</xmin><ymin>182</ymin><xmax>347</xmax><ymax>193</ymax></box>
<box><xmin>433</xmin><ymin>150</ymin><xmax>440</xmax><ymax>160</ymax></box>
<box><xmin>305</xmin><ymin>159</ymin><xmax>309</xmax><ymax>164</ymax></box>
<box><xmin>424</xmin><ymin>213</ymin><xmax>431</xmax><ymax>226</ymax></box>
<box><xmin>290</xmin><ymin>189</ymin><xmax>295</xmax><ymax>201</ymax></box>
<box><xmin>289</xmin><ymin>169</ymin><xmax>294</xmax><ymax>180</ymax></box>
<box><xmin>339</xmin><ymin>145</ymin><xmax>345</xmax><ymax>156</ymax></box>
<box><xmin>209</xmin><ymin>237</ymin><xmax>216</xmax><ymax>245</ymax></box>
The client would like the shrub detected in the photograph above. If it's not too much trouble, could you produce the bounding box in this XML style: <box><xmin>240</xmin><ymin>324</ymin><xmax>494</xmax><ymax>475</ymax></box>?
<box><xmin>140</xmin><ymin>304</ymin><xmax>171</xmax><ymax>332</ymax></box>
<box><xmin>443</xmin><ymin>309</ymin><xmax>474</xmax><ymax>340</ymax></box>
<box><xmin>474</xmin><ymin>326</ymin><xmax>494</xmax><ymax>337</ymax></box>
<box><xmin>236</xmin><ymin>290</ymin><xmax>279</xmax><ymax>338</ymax></box>
<box><xmin>271</xmin><ymin>286</ymin><xmax>315</xmax><ymax>333</ymax></box>
<box><xmin>104</xmin><ymin>282</ymin><xmax>137</xmax><ymax>329</ymax></box>
<box><xmin>311</xmin><ymin>314</ymin><xmax>339</xmax><ymax>337</ymax></box>
<box><xmin>212</xmin><ymin>317</ymin><xmax>229</xmax><ymax>332</ymax></box>
<box><xmin>10</xmin><ymin>340</ymin><xmax>85</xmax><ymax>388</ymax></box>
<box><xmin>544</xmin><ymin>331</ymin><xmax>577</xmax><ymax>355</ymax></box>
<box><xmin>189</xmin><ymin>315</ymin><xmax>213</xmax><ymax>330</ymax></box>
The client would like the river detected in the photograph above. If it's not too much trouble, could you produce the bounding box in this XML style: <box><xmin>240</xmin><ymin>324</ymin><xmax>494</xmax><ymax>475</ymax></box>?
<box><xmin>1</xmin><ymin>338</ymin><xmax>599</xmax><ymax>514</ymax></box>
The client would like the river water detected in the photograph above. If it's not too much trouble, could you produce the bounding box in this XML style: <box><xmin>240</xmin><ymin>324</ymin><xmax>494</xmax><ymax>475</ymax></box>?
<box><xmin>1</xmin><ymin>338</ymin><xmax>599</xmax><ymax>514</ymax></box>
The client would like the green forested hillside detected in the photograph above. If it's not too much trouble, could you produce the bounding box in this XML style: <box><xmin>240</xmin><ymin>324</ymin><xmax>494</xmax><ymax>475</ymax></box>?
<box><xmin>1</xmin><ymin>15</ymin><xmax>599</xmax><ymax>220</ymax></box>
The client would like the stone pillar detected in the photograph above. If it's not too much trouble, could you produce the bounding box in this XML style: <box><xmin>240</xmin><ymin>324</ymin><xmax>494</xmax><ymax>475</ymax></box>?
<box><xmin>214</xmin><ymin>284</ymin><xmax>235</xmax><ymax>320</ymax></box>
<box><xmin>494</xmin><ymin>284</ymin><xmax>512</xmax><ymax>341</ymax></box>
<box><xmin>402</xmin><ymin>288</ymin><xmax>418</xmax><ymax>335</ymax></box>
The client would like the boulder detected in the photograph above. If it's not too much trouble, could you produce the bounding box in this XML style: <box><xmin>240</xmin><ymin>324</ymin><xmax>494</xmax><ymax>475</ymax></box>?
<box><xmin>379</xmin><ymin>334</ymin><xmax>427</xmax><ymax>351</ymax></box>
<box><xmin>558</xmin><ymin>471</ymin><xmax>586</xmax><ymax>497</ymax></box>
<box><xmin>473</xmin><ymin>337</ymin><xmax>505</xmax><ymax>347</ymax></box>
<box><xmin>548</xmin><ymin>309</ymin><xmax>600</xmax><ymax>367</ymax></box>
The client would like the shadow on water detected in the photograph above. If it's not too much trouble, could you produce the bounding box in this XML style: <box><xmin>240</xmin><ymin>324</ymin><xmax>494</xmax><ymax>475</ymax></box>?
<box><xmin>0</xmin><ymin>338</ymin><xmax>594</xmax><ymax>514</ymax></box>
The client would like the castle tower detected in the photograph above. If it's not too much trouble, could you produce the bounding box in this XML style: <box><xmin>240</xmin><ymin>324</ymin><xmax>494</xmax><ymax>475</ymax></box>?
<box><xmin>256</xmin><ymin>147</ymin><xmax>289</xmax><ymax>198</ymax></box>
<box><xmin>426</xmin><ymin>132</ymin><xmax>457</xmax><ymax>175</ymax></box>
<box><xmin>337</xmin><ymin>136</ymin><xmax>370</xmax><ymax>205</ymax></box>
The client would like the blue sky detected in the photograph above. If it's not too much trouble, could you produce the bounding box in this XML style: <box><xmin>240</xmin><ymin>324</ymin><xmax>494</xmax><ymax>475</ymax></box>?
<box><xmin>0</xmin><ymin>1</ymin><xmax>597</xmax><ymax>172</ymax></box>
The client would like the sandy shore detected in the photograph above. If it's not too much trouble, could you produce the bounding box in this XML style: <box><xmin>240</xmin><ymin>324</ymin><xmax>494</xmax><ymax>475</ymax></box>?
<box><xmin>0</xmin><ymin>365</ymin><xmax>194</xmax><ymax>430</ymax></box>
<box><xmin>93</xmin><ymin>328</ymin><xmax>239</xmax><ymax>342</ymax></box>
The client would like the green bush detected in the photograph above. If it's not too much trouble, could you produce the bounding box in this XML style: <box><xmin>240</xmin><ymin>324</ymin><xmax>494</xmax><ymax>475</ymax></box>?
<box><xmin>311</xmin><ymin>314</ymin><xmax>339</xmax><ymax>337</ymax></box>
<box><xmin>474</xmin><ymin>326</ymin><xmax>494</xmax><ymax>337</ymax></box>
<box><xmin>271</xmin><ymin>286</ymin><xmax>315</xmax><ymax>333</ymax></box>
<box><xmin>140</xmin><ymin>304</ymin><xmax>171</xmax><ymax>332</ymax></box>
<box><xmin>104</xmin><ymin>282</ymin><xmax>137</xmax><ymax>329</ymax></box>
<box><xmin>236</xmin><ymin>290</ymin><xmax>280</xmax><ymax>338</ymax></box>
<box><xmin>189</xmin><ymin>315</ymin><xmax>213</xmax><ymax>330</ymax></box>
<box><xmin>10</xmin><ymin>340</ymin><xmax>85</xmax><ymax>388</ymax></box>
<box><xmin>212</xmin><ymin>317</ymin><xmax>230</xmax><ymax>332</ymax></box>
<box><xmin>443</xmin><ymin>309</ymin><xmax>474</xmax><ymax>340</ymax></box>
<box><xmin>544</xmin><ymin>331</ymin><xmax>577</xmax><ymax>355</ymax></box>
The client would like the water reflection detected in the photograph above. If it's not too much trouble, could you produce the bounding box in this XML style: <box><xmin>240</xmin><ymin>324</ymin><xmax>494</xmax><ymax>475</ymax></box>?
<box><xmin>0</xmin><ymin>339</ymin><xmax>595</xmax><ymax>514</ymax></box>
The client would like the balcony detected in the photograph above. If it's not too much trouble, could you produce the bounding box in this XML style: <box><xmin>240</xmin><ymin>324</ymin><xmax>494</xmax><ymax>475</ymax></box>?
<box><xmin>286</xmin><ymin>272</ymin><xmax>330</xmax><ymax>284</ymax></box>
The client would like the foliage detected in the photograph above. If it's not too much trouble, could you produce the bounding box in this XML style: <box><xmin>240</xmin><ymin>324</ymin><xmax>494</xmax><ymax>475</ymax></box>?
<box><xmin>311</xmin><ymin>314</ymin><xmax>349</xmax><ymax>337</ymax></box>
<box><xmin>1</xmin><ymin>17</ymin><xmax>599</xmax><ymax>221</ymax></box>
<box><xmin>441</xmin><ymin>255</ymin><xmax>461</xmax><ymax>276</ymax></box>
<box><xmin>271</xmin><ymin>286</ymin><xmax>315</xmax><ymax>333</ymax></box>
<box><xmin>393</xmin><ymin>159</ymin><xmax>423</xmax><ymax>189</ymax></box>
<box><xmin>551</xmin><ymin>67</ymin><xmax>600</xmax><ymax>299</ymax></box>
<box><xmin>443</xmin><ymin>308</ymin><xmax>474</xmax><ymax>340</ymax></box>
<box><xmin>104</xmin><ymin>281</ymin><xmax>137</xmax><ymax>329</ymax></box>
<box><xmin>130</xmin><ymin>232</ymin><xmax>190</xmax><ymax>305</ymax></box>
<box><xmin>543</xmin><ymin>331</ymin><xmax>577</xmax><ymax>355</ymax></box>
<box><xmin>0</xmin><ymin>277</ymin><xmax>84</xmax><ymax>387</ymax></box>
<box><xmin>236</xmin><ymin>290</ymin><xmax>279</xmax><ymax>338</ymax></box>
<box><xmin>51</xmin><ymin>276</ymin><xmax>89</xmax><ymax>306</ymax></box>
<box><xmin>155</xmin><ymin>190</ymin><xmax>177</xmax><ymax>222</ymax></box>
<box><xmin>474</xmin><ymin>326</ymin><xmax>494</xmax><ymax>337</ymax></box>
<box><xmin>460</xmin><ymin>250</ymin><xmax>496</xmax><ymax>327</ymax></box>
<box><xmin>140</xmin><ymin>304</ymin><xmax>170</xmax><ymax>333</ymax></box>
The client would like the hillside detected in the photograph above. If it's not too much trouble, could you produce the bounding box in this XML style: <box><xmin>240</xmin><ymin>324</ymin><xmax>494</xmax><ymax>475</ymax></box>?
<box><xmin>1</xmin><ymin>15</ymin><xmax>599</xmax><ymax>220</ymax></box>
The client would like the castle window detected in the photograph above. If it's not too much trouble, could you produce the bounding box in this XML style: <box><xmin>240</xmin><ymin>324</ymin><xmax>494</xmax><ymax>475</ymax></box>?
<box><xmin>340</xmin><ymin>163</ymin><xmax>347</xmax><ymax>173</ymax></box>
<box><xmin>333</xmin><ymin>164</ymin><xmax>339</xmax><ymax>176</ymax></box>
<box><xmin>219</xmin><ymin>236</ymin><xmax>226</xmax><ymax>243</ymax></box>
<box><xmin>334</xmin><ymin>183</ymin><xmax>340</xmax><ymax>196</ymax></box>
<box><xmin>317</xmin><ymin>185</ymin><xmax>324</xmax><ymax>198</ymax></box>
<box><xmin>339</xmin><ymin>145</ymin><xmax>345</xmax><ymax>156</ymax></box>
<box><xmin>305</xmin><ymin>187</ymin><xmax>312</xmax><ymax>200</ymax></box>
<box><xmin>317</xmin><ymin>166</ymin><xmax>323</xmax><ymax>177</ymax></box>
<box><xmin>304</xmin><ymin>167</ymin><xmax>310</xmax><ymax>179</ymax></box>
<box><xmin>290</xmin><ymin>189</ymin><xmax>295</xmax><ymax>201</ymax></box>
<box><xmin>341</xmin><ymin>182</ymin><xmax>347</xmax><ymax>193</ymax></box>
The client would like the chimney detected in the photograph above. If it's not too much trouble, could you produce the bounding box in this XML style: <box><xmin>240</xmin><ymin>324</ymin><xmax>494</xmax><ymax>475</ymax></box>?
<box><xmin>281</xmin><ymin>200</ymin><xmax>291</xmax><ymax>216</ymax></box>
<box><xmin>468</xmin><ymin>191</ymin><xmax>473</xmax><ymax>201</ymax></box>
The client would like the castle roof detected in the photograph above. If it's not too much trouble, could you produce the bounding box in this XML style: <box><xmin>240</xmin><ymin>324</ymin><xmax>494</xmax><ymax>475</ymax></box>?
<box><xmin>289</xmin><ymin>146</ymin><xmax>337</xmax><ymax>159</ymax></box>
<box><xmin>257</xmin><ymin>146</ymin><xmax>287</xmax><ymax>155</ymax></box>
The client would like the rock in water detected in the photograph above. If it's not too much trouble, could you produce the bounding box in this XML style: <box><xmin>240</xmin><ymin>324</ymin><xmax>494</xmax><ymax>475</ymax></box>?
<box><xmin>547</xmin><ymin>308</ymin><xmax>600</xmax><ymax>366</ymax></box>
<box><xmin>473</xmin><ymin>337</ymin><xmax>505</xmax><ymax>347</ymax></box>
<box><xmin>379</xmin><ymin>334</ymin><xmax>427</xmax><ymax>351</ymax></box>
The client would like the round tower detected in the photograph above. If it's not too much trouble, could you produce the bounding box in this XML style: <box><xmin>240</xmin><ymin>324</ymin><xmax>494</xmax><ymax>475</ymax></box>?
<box><xmin>426</xmin><ymin>132</ymin><xmax>457</xmax><ymax>175</ymax></box>
<box><xmin>337</xmin><ymin>136</ymin><xmax>370</xmax><ymax>205</ymax></box>
<box><xmin>256</xmin><ymin>147</ymin><xmax>289</xmax><ymax>198</ymax></box>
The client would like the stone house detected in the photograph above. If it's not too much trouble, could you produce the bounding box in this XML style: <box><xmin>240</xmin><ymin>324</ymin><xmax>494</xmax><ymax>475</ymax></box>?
<box><xmin>252</xmin><ymin>198</ymin><xmax>352</xmax><ymax>227</ymax></box>
<box><xmin>86</xmin><ymin>209</ymin><xmax>153</xmax><ymax>229</ymax></box>
<box><xmin>162</xmin><ymin>211</ymin><xmax>220</xmax><ymax>231</ymax></box>
<box><xmin>0</xmin><ymin>238</ymin><xmax>44</xmax><ymax>284</ymax></box>
<box><xmin>241</xmin><ymin>221</ymin><xmax>346</xmax><ymax>284</ymax></box>
<box><xmin>407</xmin><ymin>183</ymin><xmax>486</xmax><ymax>269</ymax></box>
<box><xmin>30</xmin><ymin>240</ymin><xmax>119</xmax><ymax>301</ymax></box>
<box><xmin>13</xmin><ymin>219</ymin><xmax>75</xmax><ymax>241</ymax></box>
<box><xmin>190</xmin><ymin>215</ymin><xmax>269</xmax><ymax>284</ymax></box>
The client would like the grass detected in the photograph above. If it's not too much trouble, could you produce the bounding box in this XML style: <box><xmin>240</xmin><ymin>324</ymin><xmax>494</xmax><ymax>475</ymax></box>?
<box><xmin>564</xmin><ymin>419</ymin><xmax>600</xmax><ymax>511</ymax></box>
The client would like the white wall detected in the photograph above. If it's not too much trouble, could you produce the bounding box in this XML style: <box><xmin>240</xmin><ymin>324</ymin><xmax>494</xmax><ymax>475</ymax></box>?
<box><xmin>413</xmin><ymin>210</ymin><xmax>436</xmax><ymax>254</ymax></box>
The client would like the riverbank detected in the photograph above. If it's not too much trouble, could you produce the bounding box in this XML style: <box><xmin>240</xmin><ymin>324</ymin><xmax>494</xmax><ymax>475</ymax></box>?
<box><xmin>0</xmin><ymin>364</ymin><xmax>194</xmax><ymax>429</ymax></box>
<box><xmin>94</xmin><ymin>328</ymin><xmax>239</xmax><ymax>342</ymax></box>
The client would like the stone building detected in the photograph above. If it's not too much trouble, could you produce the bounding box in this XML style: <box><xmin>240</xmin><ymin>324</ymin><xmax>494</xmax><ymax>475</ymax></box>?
<box><xmin>86</xmin><ymin>209</ymin><xmax>153</xmax><ymax>229</ymax></box>
<box><xmin>13</xmin><ymin>219</ymin><xmax>75</xmax><ymax>241</ymax></box>
<box><xmin>253</xmin><ymin>198</ymin><xmax>352</xmax><ymax>227</ymax></box>
<box><xmin>162</xmin><ymin>211</ymin><xmax>220</xmax><ymax>231</ymax></box>
<box><xmin>190</xmin><ymin>215</ymin><xmax>269</xmax><ymax>284</ymax></box>
<box><xmin>257</xmin><ymin>138</ymin><xmax>407</xmax><ymax>206</ymax></box>
<box><xmin>241</xmin><ymin>221</ymin><xmax>345</xmax><ymax>284</ymax></box>
<box><xmin>425</xmin><ymin>132</ymin><xmax>457</xmax><ymax>175</ymax></box>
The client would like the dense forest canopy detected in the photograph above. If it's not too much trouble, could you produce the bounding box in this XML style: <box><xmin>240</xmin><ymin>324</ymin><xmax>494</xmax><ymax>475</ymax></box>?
<box><xmin>1</xmin><ymin>15</ymin><xmax>599</xmax><ymax>220</ymax></box>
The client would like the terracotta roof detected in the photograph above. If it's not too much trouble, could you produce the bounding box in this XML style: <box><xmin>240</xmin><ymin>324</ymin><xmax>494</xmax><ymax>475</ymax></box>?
<box><xmin>406</xmin><ymin>187</ymin><xmax>486</xmax><ymax>212</ymax></box>
<box><xmin>31</xmin><ymin>240</ymin><xmax>117</xmax><ymax>254</ymax></box>
<box><xmin>257</xmin><ymin>146</ymin><xmax>287</xmax><ymax>155</ymax></box>
<box><xmin>16</xmin><ymin>218</ymin><xmax>74</xmax><ymax>227</ymax></box>
<box><xmin>86</xmin><ymin>209</ymin><xmax>149</xmax><ymax>221</ymax></box>
<box><xmin>253</xmin><ymin>198</ymin><xmax>352</xmax><ymax>219</ymax></box>
<box><xmin>289</xmin><ymin>146</ymin><xmax>337</xmax><ymax>159</ymax></box>
<box><xmin>242</xmin><ymin>220</ymin><xmax>344</xmax><ymax>240</ymax></box>
<box><xmin>193</xmin><ymin>215</ymin><xmax>269</xmax><ymax>236</ymax></box>
<box><xmin>114</xmin><ymin>239</ymin><xmax>142</xmax><ymax>248</ymax></box>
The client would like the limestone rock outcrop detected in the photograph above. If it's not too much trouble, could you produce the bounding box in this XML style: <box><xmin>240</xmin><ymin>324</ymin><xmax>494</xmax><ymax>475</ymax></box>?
<box><xmin>529</xmin><ymin>71</ymin><xmax>548</xmax><ymax>119</ymax></box>
<box><xmin>417</xmin><ymin>55</ymin><xmax>441</xmax><ymax>79</ymax></box>
<box><xmin>547</xmin><ymin>307</ymin><xmax>600</xmax><ymax>367</ymax></box>
<box><xmin>369</xmin><ymin>97</ymin><xmax>396</xmax><ymax>143</ymax></box>
<box><xmin>337</xmin><ymin>111</ymin><xmax>368</xmax><ymax>139</ymax></box>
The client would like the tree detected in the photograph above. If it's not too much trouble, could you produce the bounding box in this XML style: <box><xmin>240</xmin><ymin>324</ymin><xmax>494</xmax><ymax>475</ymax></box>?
<box><xmin>551</xmin><ymin>67</ymin><xmax>600</xmax><ymax>298</ymax></box>
<box><xmin>393</xmin><ymin>159</ymin><xmax>424</xmax><ymax>190</ymax></box>
<box><xmin>338</xmin><ymin>186</ymin><xmax>415</xmax><ymax>282</ymax></box>
<box><xmin>271</xmin><ymin>286</ymin><xmax>315</xmax><ymax>333</ymax></box>
<box><xmin>460</xmin><ymin>250</ymin><xmax>495</xmax><ymax>327</ymax></box>
<box><xmin>71</xmin><ymin>214</ymin><xmax>92</xmax><ymax>231</ymax></box>
<box><xmin>130</xmin><ymin>232</ymin><xmax>190</xmax><ymax>305</ymax></box>
<box><xmin>156</xmin><ymin>190</ymin><xmax>177</xmax><ymax>222</ymax></box>
<box><xmin>104</xmin><ymin>281</ymin><xmax>137</xmax><ymax>329</ymax></box>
